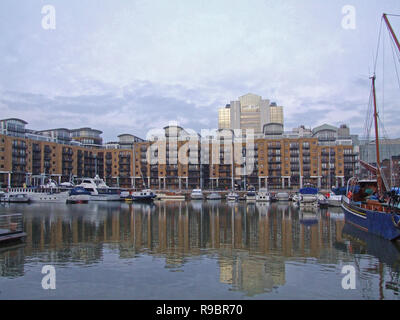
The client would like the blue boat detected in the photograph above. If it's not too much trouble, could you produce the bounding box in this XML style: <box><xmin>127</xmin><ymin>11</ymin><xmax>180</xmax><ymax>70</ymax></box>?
<box><xmin>128</xmin><ymin>189</ymin><xmax>156</xmax><ymax>203</ymax></box>
<box><xmin>340</xmin><ymin>14</ymin><xmax>400</xmax><ymax>242</ymax></box>
<box><xmin>67</xmin><ymin>186</ymin><xmax>91</xmax><ymax>204</ymax></box>
<box><xmin>341</xmin><ymin>179</ymin><xmax>400</xmax><ymax>241</ymax></box>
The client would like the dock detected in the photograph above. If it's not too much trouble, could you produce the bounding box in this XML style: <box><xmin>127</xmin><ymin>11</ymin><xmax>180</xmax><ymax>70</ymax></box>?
<box><xmin>0</xmin><ymin>214</ymin><xmax>26</xmax><ymax>244</ymax></box>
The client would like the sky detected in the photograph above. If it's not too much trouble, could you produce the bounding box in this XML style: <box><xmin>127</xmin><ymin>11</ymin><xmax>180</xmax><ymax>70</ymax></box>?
<box><xmin>1</xmin><ymin>0</ymin><xmax>400</xmax><ymax>142</ymax></box>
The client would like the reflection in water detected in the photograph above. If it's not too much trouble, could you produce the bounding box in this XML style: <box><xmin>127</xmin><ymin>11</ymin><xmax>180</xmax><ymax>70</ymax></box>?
<box><xmin>0</xmin><ymin>201</ymin><xmax>399</xmax><ymax>299</ymax></box>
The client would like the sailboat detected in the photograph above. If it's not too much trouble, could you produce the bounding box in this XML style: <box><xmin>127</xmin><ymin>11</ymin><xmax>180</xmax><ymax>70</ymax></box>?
<box><xmin>226</xmin><ymin>149</ymin><xmax>239</xmax><ymax>201</ymax></box>
<box><xmin>127</xmin><ymin>170</ymin><xmax>156</xmax><ymax>202</ymax></box>
<box><xmin>341</xmin><ymin>13</ymin><xmax>400</xmax><ymax>241</ymax></box>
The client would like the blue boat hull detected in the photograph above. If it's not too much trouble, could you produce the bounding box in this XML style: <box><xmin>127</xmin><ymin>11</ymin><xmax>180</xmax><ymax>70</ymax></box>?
<box><xmin>341</xmin><ymin>199</ymin><xmax>400</xmax><ymax>241</ymax></box>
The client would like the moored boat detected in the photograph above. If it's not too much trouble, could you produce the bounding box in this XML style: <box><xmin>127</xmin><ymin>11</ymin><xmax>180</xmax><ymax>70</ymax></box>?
<box><xmin>157</xmin><ymin>192</ymin><xmax>186</xmax><ymax>201</ymax></box>
<box><xmin>299</xmin><ymin>185</ymin><xmax>319</xmax><ymax>207</ymax></box>
<box><xmin>317</xmin><ymin>194</ymin><xmax>329</xmax><ymax>208</ymax></box>
<box><xmin>245</xmin><ymin>186</ymin><xmax>256</xmax><ymax>202</ymax></box>
<box><xmin>0</xmin><ymin>193</ymin><xmax>30</xmax><ymax>203</ymax></box>
<box><xmin>67</xmin><ymin>187</ymin><xmax>91</xmax><ymax>204</ymax></box>
<box><xmin>276</xmin><ymin>192</ymin><xmax>290</xmax><ymax>201</ymax></box>
<box><xmin>226</xmin><ymin>191</ymin><xmax>239</xmax><ymax>201</ymax></box>
<box><xmin>127</xmin><ymin>189</ymin><xmax>156</xmax><ymax>203</ymax></box>
<box><xmin>75</xmin><ymin>175</ymin><xmax>121</xmax><ymax>201</ymax></box>
<box><xmin>190</xmin><ymin>189</ymin><xmax>204</xmax><ymax>200</ymax></box>
<box><xmin>256</xmin><ymin>188</ymin><xmax>271</xmax><ymax>202</ymax></box>
<box><xmin>341</xmin><ymin>14</ymin><xmax>400</xmax><ymax>241</ymax></box>
<box><xmin>7</xmin><ymin>187</ymin><xmax>69</xmax><ymax>203</ymax></box>
<box><xmin>207</xmin><ymin>192</ymin><xmax>222</xmax><ymax>200</ymax></box>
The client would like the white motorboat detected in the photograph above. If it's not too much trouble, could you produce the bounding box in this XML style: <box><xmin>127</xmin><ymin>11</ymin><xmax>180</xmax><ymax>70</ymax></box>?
<box><xmin>190</xmin><ymin>189</ymin><xmax>204</xmax><ymax>200</ymax></box>
<box><xmin>276</xmin><ymin>192</ymin><xmax>290</xmax><ymax>201</ymax></box>
<box><xmin>156</xmin><ymin>192</ymin><xmax>186</xmax><ymax>201</ymax></box>
<box><xmin>0</xmin><ymin>193</ymin><xmax>30</xmax><ymax>203</ymax></box>
<box><xmin>317</xmin><ymin>193</ymin><xmax>329</xmax><ymax>208</ymax></box>
<box><xmin>298</xmin><ymin>184</ymin><xmax>319</xmax><ymax>207</ymax></box>
<box><xmin>327</xmin><ymin>193</ymin><xmax>343</xmax><ymax>207</ymax></box>
<box><xmin>246</xmin><ymin>187</ymin><xmax>256</xmax><ymax>202</ymax></box>
<box><xmin>207</xmin><ymin>192</ymin><xmax>222</xmax><ymax>200</ymax></box>
<box><xmin>256</xmin><ymin>188</ymin><xmax>270</xmax><ymax>202</ymax></box>
<box><xmin>226</xmin><ymin>192</ymin><xmax>239</xmax><ymax>201</ymax></box>
<box><xmin>7</xmin><ymin>187</ymin><xmax>69</xmax><ymax>203</ymax></box>
<box><xmin>75</xmin><ymin>175</ymin><xmax>121</xmax><ymax>201</ymax></box>
<box><xmin>292</xmin><ymin>193</ymin><xmax>301</xmax><ymax>203</ymax></box>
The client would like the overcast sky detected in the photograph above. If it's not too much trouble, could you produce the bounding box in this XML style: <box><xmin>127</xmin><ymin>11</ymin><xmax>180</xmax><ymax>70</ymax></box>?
<box><xmin>1</xmin><ymin>0</ymin><xmax>400</xmax><ymax>141</ymax></box>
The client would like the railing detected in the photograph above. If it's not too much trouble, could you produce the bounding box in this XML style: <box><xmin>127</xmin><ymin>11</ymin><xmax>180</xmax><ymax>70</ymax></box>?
<box><xmin>0</xmin><ymin>214</ymin><xmax>24</xmax><ymax>236</ymax></box>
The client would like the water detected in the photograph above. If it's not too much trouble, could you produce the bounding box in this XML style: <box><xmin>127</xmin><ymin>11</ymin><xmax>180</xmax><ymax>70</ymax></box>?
<box><xmin>0</xmin><ymin>200</ymin><xmax>399</xmax><ymax>300</ymax></box>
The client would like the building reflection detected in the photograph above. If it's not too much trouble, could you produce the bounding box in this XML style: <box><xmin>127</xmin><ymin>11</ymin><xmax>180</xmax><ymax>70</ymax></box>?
<box><xmin>0</xmin><ymin>201</ymin><xmax>399</xmax><ymax>297</ymax></box>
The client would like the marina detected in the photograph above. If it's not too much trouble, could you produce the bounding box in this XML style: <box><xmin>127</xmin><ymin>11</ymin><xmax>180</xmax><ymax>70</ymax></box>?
<box><xmin>1</xmin><ymin>1</ymin><xmax>400</xmax><ymax>304</ymax></box>
<box><xmin>0</xmin><ymin>201</ymin><xmax>399</xmax><ymax>299</ymax></box>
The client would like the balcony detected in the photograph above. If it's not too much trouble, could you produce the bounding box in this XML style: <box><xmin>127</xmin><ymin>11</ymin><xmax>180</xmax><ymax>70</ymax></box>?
<box><xmin>268</xmin><ymin>145</ymin><xmax>281</xmax><ymax>149</ymax></box>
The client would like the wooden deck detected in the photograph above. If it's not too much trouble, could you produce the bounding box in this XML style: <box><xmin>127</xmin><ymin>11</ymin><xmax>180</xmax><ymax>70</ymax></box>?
<box><xmin>0</xmin><ymin>232</ymin><xmax>26</xmax><ymax>243</ymax></box>
<box><xmin>0</xmin><ymin>213</ymin><xmax>25</xmax><ymax>244</ymax></box>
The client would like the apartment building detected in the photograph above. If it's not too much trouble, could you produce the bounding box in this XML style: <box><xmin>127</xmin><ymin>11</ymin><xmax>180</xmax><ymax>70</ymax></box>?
<box><xmin>0</xmin><ymin>118</ymin><xmax>358</xmax><ymax>190</ymax></box>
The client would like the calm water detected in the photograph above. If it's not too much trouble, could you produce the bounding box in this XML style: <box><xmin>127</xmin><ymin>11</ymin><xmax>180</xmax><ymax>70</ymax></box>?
<box><xmin>0</xmin><ymin>200</ymin><xmax>399</xmax><ymax>300</ymax></box>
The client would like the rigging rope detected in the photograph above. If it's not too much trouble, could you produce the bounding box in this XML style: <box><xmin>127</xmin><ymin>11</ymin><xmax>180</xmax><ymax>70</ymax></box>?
<box><xmin>390</xmin><ymin>39</ymin><xmax>400</xmax><ymax>91</ymax></box>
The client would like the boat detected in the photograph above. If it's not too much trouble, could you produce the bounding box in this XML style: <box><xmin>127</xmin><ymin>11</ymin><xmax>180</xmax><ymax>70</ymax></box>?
<box><xmin>7</xmin><ymin>186</ymin><xmax>69</xmax><ymax>203</ymax></box>
<box><xmin>74</xmin><ymin>175</ymin><xmax>121</xmax><ymax>201</ymax></box>
<box><xmin>156</xmin><ymin>192</ymin><xmax>186</xmax><ymax>201</ymax></box>
<box><xmin>66</xmin><ymin>187</ymin><xmax>91</xmax><ymax>204</ymax></box>
<box><xmin>245</xmin><ymin>186</ymin><xmax>256</xmax><ymax>202</ymax></box>
<box><xmin>207</xmin><ymin>192</ymin><xmax>222</xmax><ymax>200</ymax></box>
<box><xmin>0</xmin><ymin>192</ymin><xmax>30</xmax><ymax>203</ymax></box>
<box><xmin>127</xmin><ymin>189</ymin><xmax>156</xmax><ymax>203</ymax></box>
<box><xmin>327</xmin><ymin>187</ymin><xmax>346</xmax><ymax>207</ymax></box>
<box><xmin>226</xmin><ymin>157</ymin><xmax>239</xmax><ymax>201</ymax></box>
<box><xmin>120</xmin><ymin>190</ymin><xmax>131</xmax><ymax>200</ymax></box>
<box><xmin>4</xmin><ymin>194</ymin><xmax>30</xmax><ymax>203</ymax></box>
<box><xmin>276</xmin><ymin>192</ymin><xmax>290</xmax><ymax>201</ymax></box>
<box><xmin>190</xmin><ymin>189</ymin><xmax>204</xmax><ymax>200</ymax></box>
<box><xmin>270</xmin><ymin>193</ymin><xmax>278</xmax><ymax>202</ymax></box>
<box><xmin>341</xmin><ymin>13</ymin><xmax>400</xmax><ymax>241</ymax></box>
<box><xmin>317</xmin><ymin>194</ymin><xmax>329</xmax><ymax>208</ymax></box>
<box><xmin>256</xmin><ymin>188</ymin><xmax>270</xmax><ymax>202</ymax></box>
<box><xmin>298</xmin><ymin>184</ymin><xmax>319</xmax><ymax>207</ymax></box>
<box><xmin>226</xmin><ymin>191</ymin><xmax>239</xmax><ymax>201</ymax></box>
<box><xmin>292</xmin><ymin>193</ymin><xmax>301</xmax><ymax>203</ymax></box>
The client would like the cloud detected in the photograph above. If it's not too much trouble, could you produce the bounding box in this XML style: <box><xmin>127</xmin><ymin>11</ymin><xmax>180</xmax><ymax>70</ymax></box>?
<box><xmin>1</xmin><ymin>0</ymin><xmax>400</xmax><ymax>141</ymax></box>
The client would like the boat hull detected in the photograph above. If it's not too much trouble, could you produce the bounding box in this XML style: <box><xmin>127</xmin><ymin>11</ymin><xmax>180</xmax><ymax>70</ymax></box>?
<box><xmin>190</xmin><ymin>195</ymin><xmax>204</xmax><ymax>200</ymax></box>
<box><xmin>328</xmin><ymin>195</ymin><xmax>342</xmax><ymax>207</ymax></box>
<box><xmin>130</xmin><ymin>196</ymin><xmax>154</xmax><ymax>203</ymax></box>
<box><xmin>341</xmin><ymin>198</ymin><xmax>400</xmax><ymax>241</ymax></box>
<box><xmin>28</xmin><ymin>192</ymin><xmax>68</xmax><ymax>203</ymax></box>
<box><xmin>256</xmin><ymin>195</ymin><xmax>270</xmax><ymax>202</ymax></box>
<box><xmin>276</xmin><ymin>193</ymin><xmax>289</xmax><ymax>201</ymax></box>
<box><xmin>89</xmin><ymin>194</ymin><xmax>121</xmax><ymax>201</ymax></box>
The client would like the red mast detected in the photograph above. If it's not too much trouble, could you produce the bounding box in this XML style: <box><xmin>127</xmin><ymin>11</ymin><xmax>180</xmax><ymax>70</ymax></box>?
<box><xmin>383</xmin><ymin>14</ymin><xmax>400</xmax><ymax>54</ymax></box>
<box><xmin>371</xmin><ymin>75</ymin><xmax>383</xmax><ymax>194</ymax></box>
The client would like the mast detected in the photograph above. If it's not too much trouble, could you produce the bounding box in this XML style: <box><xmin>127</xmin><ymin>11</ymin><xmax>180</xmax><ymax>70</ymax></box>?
<box><xmin>383</xmin><ymin>14</ymin><xmax>400</xmax><ymax>54</ymax></box>
<box><xmin>231</xmin><ymin>144</ymin><xmax>234</xmax><ymax>191</ymax></box>
<box><xmin>371</xmin><ymin>75</ymin><xmax>383</xmax><ymax>194</ymax></box>
<box><xmin>328</xmin><ymin>147</ymin><xmax>331</xmax><ymax>189</ymax></box>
